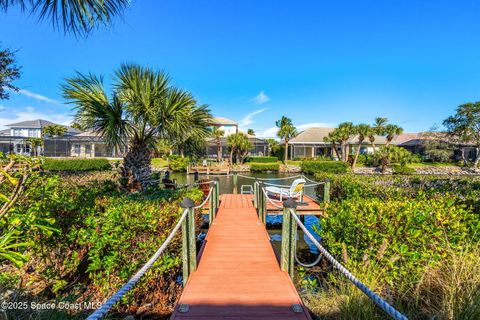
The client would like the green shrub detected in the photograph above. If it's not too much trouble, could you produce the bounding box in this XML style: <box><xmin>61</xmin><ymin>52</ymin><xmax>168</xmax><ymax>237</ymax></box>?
<box><xmin>301</xmin><ymin>160</ymin><xmax>350</xmax><ymax>174</ymax></box>
<box><xmin>245</xmin><ymin>156</ymin><xmax>278</xmax><ymax>163</ymax></box>
<box><xmin>169</xmin><ymin>157</ymin><xmax>189</xmax><ymax>172</ymax></box>
<box><xmin>43</xmin><ymin>158</ymin><xmax>111</xmax><ymax>171</ymax></box>
<box><xmin>392</xmin><ymin>164</ymin><xmax>416</xmax><ymax>175</ymax></box>
<box><xmin>249</xmin><ymin>163</ymin><xmax>280</xmax><ymax>172</ymax></box>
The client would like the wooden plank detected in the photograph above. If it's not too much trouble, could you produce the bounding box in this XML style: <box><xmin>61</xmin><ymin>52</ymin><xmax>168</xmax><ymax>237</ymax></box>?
<box><xmin>265</xmin><ymin>195</ymin><xmax>324</xmax><ymax>215</ymax></box>
<box><xmin>171</xmin><ymin>194</ymin><xmax>311</xmax><ymax>320</ymax></box>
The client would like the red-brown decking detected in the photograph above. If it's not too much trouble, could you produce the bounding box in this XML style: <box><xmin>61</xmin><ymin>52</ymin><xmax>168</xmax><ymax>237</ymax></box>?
<box><xmin>171</xmin><ymin>194</ymin><xmax>311</xmax><ymax>320</ymax></box>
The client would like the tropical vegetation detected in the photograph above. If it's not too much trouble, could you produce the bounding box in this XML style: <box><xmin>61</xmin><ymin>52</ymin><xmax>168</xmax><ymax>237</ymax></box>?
<box><xmin>276</xmin><ymin>116</ymin><xmax>297</xmax><ymax>165</ymax></box>
<box><xmin>62</xmin><ymin>63</ymin><xmax>212</xmax><ymax>191</ymax></box>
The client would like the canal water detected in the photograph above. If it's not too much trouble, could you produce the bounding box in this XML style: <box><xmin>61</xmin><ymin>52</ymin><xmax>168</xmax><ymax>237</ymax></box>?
<box><xmin>169</xmin><ymin>172</ymin><xmax>323</xmax><ymax>260</ymax></box>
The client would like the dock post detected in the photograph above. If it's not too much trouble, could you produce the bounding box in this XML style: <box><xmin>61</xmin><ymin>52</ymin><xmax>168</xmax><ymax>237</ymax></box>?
<box><xmin>253</xmin><ymin>180</ymin><xmax>258</xmax><ymax>209</ymax></box>
<box><xmin>208</xmin><ymin>182</ymin><xmax>217</xmax><ymax>225</ymax></box>
<box><xmin>281</xmin><ymin>198</ymin><xmax>297</xmax><ymax>279</ymax></box>
<box><xmin>259</xmin><ymin>182</ymin><xmax>267</xmax><ymax>223</ymax></box>
<box><xmin>323</xmin><ymin>179</ymin><xmax>331</xmax><ymax>203</ymax></box>
<box><xmin>180</xmin><ymin>198</ymin><xmax>197</xmax><ymax>285</ymax></box>
<box><xmin>233</xmin><ymin>173</ymin><xmax>238</xmax><ymax>194</ymax></box>
<box><xmin>215</xmin><ymin>179</ymin><xmax>220</xmax><ymax>208</ymax></box>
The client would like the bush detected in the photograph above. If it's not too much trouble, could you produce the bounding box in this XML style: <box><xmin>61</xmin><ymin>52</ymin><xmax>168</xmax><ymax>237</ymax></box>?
<box><xmin>392</xmin><ymin>164</ymin><xmax>416</xmax><ymax>175</ymax></box>
<box><xmin>300</xmin><ymin>160</ymin><xmax>350</xmax><ymax>174</ymax></box>
<box><xmin>245</xmin><ymin>156</ymin><xmax>278</xmax><ymax>163</ymax></box>
<box><xmin>249</xmin><ymin>163</ymin><xmax>280</xmax><ymax>172</ymax></box>
<box><xmin>169</xmin><ymin>157</ymin><xmax>189</xmax><ymax>172</ymax></box>
<box><xmin>43</xmin><ymin>158</ymin><xmax>111</xmax><ymax>171</ymax></box>
<box><xmin>372</xmin><ymin>146</ymin><xmax>416</xmax><ymax>170</ymax></box>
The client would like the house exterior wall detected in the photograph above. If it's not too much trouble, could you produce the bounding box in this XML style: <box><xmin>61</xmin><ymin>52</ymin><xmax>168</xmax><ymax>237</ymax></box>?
<box><xmin>10</xmin><ymin>128</ymin><xmax>42</xmax><ymax>138</ymax></box>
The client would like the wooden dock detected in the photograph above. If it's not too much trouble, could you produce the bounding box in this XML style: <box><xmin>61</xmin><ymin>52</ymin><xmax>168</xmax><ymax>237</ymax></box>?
<box><xmin>171</xmin><ymin>194</ymin><xmax>311</xmax><ymax>320</ymax></box>
<box><xmin>187</xmin><ymin>165</ymin><xmax>230</xmax><ymax>175</ymax></box>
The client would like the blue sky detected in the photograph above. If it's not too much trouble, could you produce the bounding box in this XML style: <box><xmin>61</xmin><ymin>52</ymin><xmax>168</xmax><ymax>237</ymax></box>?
<box><xmin>1</xmin><ymin>0</ymin><xmax>480</xmax><ymax>137</ymax></box>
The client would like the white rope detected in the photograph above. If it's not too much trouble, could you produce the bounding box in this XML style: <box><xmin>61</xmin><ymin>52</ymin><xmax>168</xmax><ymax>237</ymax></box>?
<box><xmin>260</xmin><ymin>186</ymin><xmax>284</xmax><ymax>209</ymax></box>
<box><xmin>87</xmin><ymin>208</ymin><xmax>190</xmax><ymax>320</ymax></box>
<box><xmin>237</xmin><ymin>173</ymin><xmax>303</xmax><ymax>181</ymax></box>
<box><xmin>289</xmin><ymin>208</ymin><xmax>408</xmax><ymax>320</ymax></box>
<box><xmin>194</xmin><ymin>182</ymin><xmax>215</xmax><ymax>209</ymax></box>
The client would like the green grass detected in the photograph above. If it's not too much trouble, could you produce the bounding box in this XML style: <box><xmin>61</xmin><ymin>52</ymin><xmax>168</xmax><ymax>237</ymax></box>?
<box><xmin>151</xmin><ymin>158</ymin><xmax>169</xmax><ymax>168</ymax></box>
<box><xmin>409</xmin><ymin>162</ymin><xmax>462</xmax><ymax>168</ymax></box>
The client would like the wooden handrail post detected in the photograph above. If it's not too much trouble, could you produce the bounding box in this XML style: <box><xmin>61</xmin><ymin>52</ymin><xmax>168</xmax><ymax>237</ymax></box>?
<box><xmin>253</xmin><ymin>180</ymin><xmax>258</xmax><ymax>209</ymax></box>
<box><xmin>233</xmin><ymin>173</ymin><xmax>238</xmax><ymax>194</ymax></box>
<box><xmin>259</xmin><ymin>182</ymin><xmax>267</xmax><ymax>223</ymax></box>
<box><xmin>281</xmin><ymin>198</ymin><xmax>297</xmax><ymax>279</ymax></box>
<box><xmin>180</xmin><ymin>198</ymin><xmax>197</xmax><ymax>285</ymax></box>
<box><xmin>215</xmin><ymin>180</ymin><xmax>220</xmax><ymax>208</ymax></box>
<box><xmin>208</xmin><ymin>182</ymin><xmax>216</xmax><ymax>225</ymax></box>
<box><xmin>323</xmin><ymin>179</ymin><xmax>331</xmax><ymax>203</ymax></box>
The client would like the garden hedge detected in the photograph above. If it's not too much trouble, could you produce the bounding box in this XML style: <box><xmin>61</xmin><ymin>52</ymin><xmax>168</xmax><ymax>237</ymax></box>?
<box><xmin>249</xmin><ymin>163</ymin><xmax>280</xmax><ymax>172</ymax></box>
<box><xmin>300</xmin><ymin>160</ymin><xmax>350</xmax><ymax>174</ymax></box>
<box><xmin>43</xmin><ymin>158</ymin><xmax>111</xmax><ymax>172</ymax></box>
<box><xmin>245</xmin><ymin>156</ymin><xmax>278</xmax><ymax>163</ymax></box>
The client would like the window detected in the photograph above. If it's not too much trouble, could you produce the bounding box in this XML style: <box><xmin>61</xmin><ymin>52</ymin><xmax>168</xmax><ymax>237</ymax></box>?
<box><xmin>73</xmin><ymin>144</ymin><xmax>81</xmax><ymax>155</ymax></box>
<box><xmin>28</xmin><ymin>129</ymin><xmax>37</xmax><ymax>137</ymax></box>
<box><xmin>13</xmin><ymin>129</ymin><xmax>22</xmax><ymax>136</ymax></box>
<box><xmin>85</xmin><ymin>144</ymin><xmax>92</xmax><ymax>157</ymax></box>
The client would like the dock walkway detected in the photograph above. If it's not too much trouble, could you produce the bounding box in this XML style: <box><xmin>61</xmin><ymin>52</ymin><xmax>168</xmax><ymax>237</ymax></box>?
<box><xmin>171</xmin><ymin>193</ymin><xmax>311</xmax><ymax>320</ymax></box>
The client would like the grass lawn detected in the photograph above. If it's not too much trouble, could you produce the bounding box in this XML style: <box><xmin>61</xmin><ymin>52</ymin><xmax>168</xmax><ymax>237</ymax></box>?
<box><xmin>151</xmin><ymin>158</ymin><xmax>169</xmax><ymax>168</ymax></box>
<box><xmin>282</xmin><ymin>160</ymin><xmax>302</xmax><ymax>166</ymax></box>
<box><xmin>409</xmin><ymin>162</ymin><xmax>462</xmax><ymax>168</ymax></box>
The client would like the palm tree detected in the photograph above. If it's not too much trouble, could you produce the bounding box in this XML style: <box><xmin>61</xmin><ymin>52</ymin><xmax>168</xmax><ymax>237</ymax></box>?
<box><xmin>323</xmin><ymin>131</ymin><xmax>341</xmax><ymax>160</ymax></box>
<box><xmin>336</xmin><ymin>122</ymin><xmax>356</xmax><ymax>161</ymax></box>
<box><xmin>227</xmin><ymin>132</ymin><xmax>251</xmax><ymax>164</ymax></box>
<box><xmin>276</xmin><ymin>116</ymin><xmax>297</xmax><ymax>165</ymax></box>
<box><xmin>265</xmin><ymin>138</ymin><xmax>279</xmax><ymax>156</ymax></box>
<box><xmin>247</xmin><ymin>129</ymin><xmax>255</xmax><ymax>136</ymax></box>
<box><xmin>352</xmin><ymin>124</ymin><xmax>371</xmax><ymax>168</ymax></box>
<box><xmin>0</xmin><ymin>0</ymin><xmax>129</xmax><ymax>36</ymax></box>
<box><xmin>370</xmin><ymin>117</ymin><xmax>388</xmax><ymax>152</ymax></box>
<box><xmin>211</xmin><ymin>127</ymin><xmax>225</xmax><ymax>161</ymax></box>
<box><xmin>25</xmin><ymin>137</ymin><xmax>43</xmax><ymax>156</ymax></box>
<box><xmin>63</xmin><ymin>63</ymin><xmax>212</xmax><ymax>191</ymax></box>
<box><xmin>384</xmin><ymin>124</ymin><xmax>403</xmax><ymax>146</ymax></box>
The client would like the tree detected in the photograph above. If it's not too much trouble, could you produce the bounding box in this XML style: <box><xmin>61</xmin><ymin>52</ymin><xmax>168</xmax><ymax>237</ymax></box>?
<box><xmin>265</xmin><ymin>138</ymin><xmax>279</xmax><ymax>156</ymax></box>
<box><xmin>211</xmin><ymin>127</ymin><xmax>224</xmax><ymax>161</ymax></box>
<box><xmin>276</xmin><ymin>116</ymin><xmax>297</xmax><ymax>165</ymax></box>
<box><xmin>0</xmin><ymin>0</ymin><xmax>129</xmax><ymax>36</ymax></box>
<box><xmin>247</xmin><ymin>128</ymin><xmax>255</xmax><ymax>136</ymax></box>
<box><xmin>0</xmin><ymin>46</ymin><xmax>20</xmax><ymax>100</ymax></box>
<box><xmin>25</xmin><ymin>137</ymin><xmax>43</xmax><ymax>156</ymax></box>
<box><xmin>63</xmin><ymin>63</ymin><xmax>212</xmax><ymax>191</ymax></box>
<box><xmin>42</xmin><ymin>124</ymin><xmax>67</xmax><ymax>137</ymax></box>
<box><xmin>70</xmin><ymin>122</ymin><xmax>85</xmax><ymax>131</ymax></box>
<box><xmin>443</xmin><ymin>102</ymin><xmax>480</xmax><ymax>167</ymax></box>
<box><xmin>352</xmin><ymin>124</ymin><xmax>371</xmax><ymax>168</ymax></box>
<box><xmin>385</xmin><ymin>124</ymin><xmax>403</xmax><ymax>146</ymax></box>
<box><xmin>370</xmin><ymin>117</ymin><xmax>388</xmax><ymax>151</ymax></box>
<box><xmin>323</xmin><ymin>131</ymin><xmax>341</xmax><ymax>160</ymax></box>
<box><xmin>334</xmin><ymin>122</ymin><xmax>356</xmax><ymax>162</ymax></box>
<box><xmin>227</xmin><ymin>132</ymin><xmax>251</xmax><ymax>164</ymax></box>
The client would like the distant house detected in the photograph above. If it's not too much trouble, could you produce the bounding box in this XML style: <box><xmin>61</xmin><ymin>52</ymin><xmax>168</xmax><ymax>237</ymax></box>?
<box><xmin>288</xmin><ymin>127</ymin><xmax>428</xmax><ymax>160</ymax></box>
<box><xmin>208</xmin><ymin>117</ymin><xmax>238</xmax><ymax>136</ymax></box>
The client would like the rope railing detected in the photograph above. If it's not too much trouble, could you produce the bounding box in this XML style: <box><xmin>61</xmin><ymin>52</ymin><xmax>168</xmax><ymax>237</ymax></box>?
<box><xmin>288</xmin><ymin>207</ymin><xmax>408</xmax><ymax>320</ymax></box>
<box><xmin>86</xmin><ymin>208</ymin><xmax>190</xmax><ymax>320</ymax></box>
<box><xmin>237</xmin><ymin>173</ymin><xmax>304</xmax><ymax>181</ymax></box>
<box><xmin>87</xmin><ymin>182</ymin><xmax>217</xmax><ymax>320</ymax></box>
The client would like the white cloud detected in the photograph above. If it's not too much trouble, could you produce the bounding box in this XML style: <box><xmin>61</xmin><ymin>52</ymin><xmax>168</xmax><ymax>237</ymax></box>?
<box><xmin>297</xmin><ymin>122</ymin><xmax>336</xmax><ymax>130</ymax></box>
<box><xmin>0</xmin><ymin>105</ymin><xmax>5</xmax><ymax>111</ymax></box>
<box><xmin>251</xmin><ymin>91</ymin><xmax>270</xmax><ymax>105</ymax></box>
<box><xmin>17</xmin><ymin>89</ymin><xmax>59</xmax><ymax>104</ymax></box>
<box><xmin>0</xmin><ymin>106</ymin><xmax>72</xmax><ymax>129</ymax></box>
<box><xmin>256</xmin><ymin>126</ymin><xmax>279</xmax><ymax>138</ymax></box>
<box><xmin>239</xmin><ymin>107</ymin><xmax>269</xmax><ymax>128</ymax></box>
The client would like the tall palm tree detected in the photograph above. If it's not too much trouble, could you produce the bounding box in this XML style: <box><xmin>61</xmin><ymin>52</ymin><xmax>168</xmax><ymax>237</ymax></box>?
<box><xmin>211</xmin><ymin>127</ymin><xmax>224</xmax><ymax>161</ymax></box>
<box><xmin>384</xmin><ymin>124</ymin><xmax>403</xmax><ymax>146</ymax></box>
<box><xmin>276</xmin><ymin>116</ymin><xmax>297</xmax><ymax>165</ymax></box>
<box><xmin>336</xmin><ymin>122</ymin><xmax>356</xmax><ymax>161</ymax></box>
<box><xmin>352</xmin><ymin>124</ymin><xmax>371</xmax><ymax>168</ymax></box>
<box><xmin>370</xmin><ymin>117</ymin><xmax>388</xmax><ymax>152</ymax></box>
<box><xmin>0</xmin><ymin>0</ymin><xmax>129</xmax><ymax>36</ymax></box>
<box><xmin>62</xmin><ymin>63</ymin><xmax>212</xmax><ymax>191</ymax></box>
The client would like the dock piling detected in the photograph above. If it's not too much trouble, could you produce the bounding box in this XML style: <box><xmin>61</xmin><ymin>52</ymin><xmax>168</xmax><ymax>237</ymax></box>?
<box><xmin>281</xmin><ymin>198</ymin><xmax>297</xmax><ymax>279</ymax></box>
<box><xmin>180</xmin><ymin>198</ymin><xmax>197</xmax><ymax>285</ymax></box>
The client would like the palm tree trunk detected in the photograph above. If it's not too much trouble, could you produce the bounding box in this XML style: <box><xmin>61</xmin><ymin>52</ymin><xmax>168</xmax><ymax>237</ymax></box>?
<box><xmin>284</xmin><ymin>141</ymin><xmax>289</xmax><ymax>165</ymax></box>
<box><xmin>217</xmin><ymin>139</ymin><xmax>222</xmax><ymax>162</ymax></box>
<box><xmin>474</xmin><ymin>147</ymin><xmax>480</xmax><ymax>168</ymax></box>
<box><xmin>121</xmin><ymin>143</ymin><xmax>152</xmax><ymax>192</ymax></box>
<box><xmin>229</xmin><ymin>148</ymin><xmax>234</xmax><ymax>165</ymax></box>
<box><xmin>352</xmin><ymin>139</ymin><xmax>363</xmax><ymax>169</ymax></box>
<box><xmin>332</xmin><ymin>142</ymin><xmax>340</xmax><ymax>160</ymax></box>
